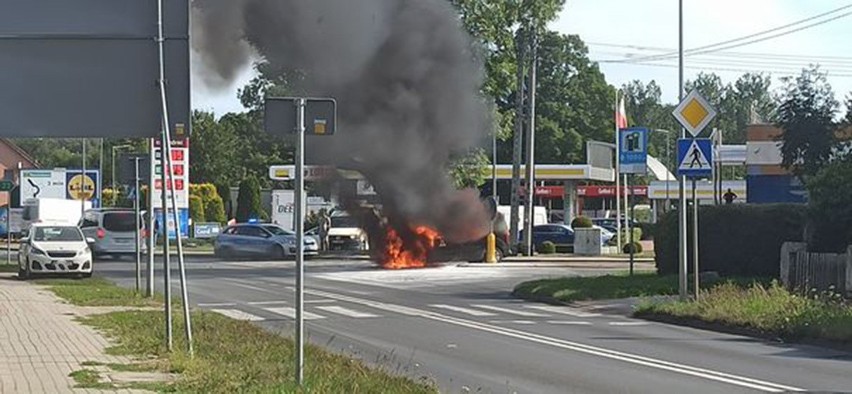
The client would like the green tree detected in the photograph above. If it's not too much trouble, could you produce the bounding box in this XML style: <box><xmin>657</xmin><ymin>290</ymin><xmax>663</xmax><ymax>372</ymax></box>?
<box><xmin>776</xmin><ymin>67</ymin><xmax>840</xmax><ymax>179</ymax></box>
<box><xmin>449</xmin><ymin>148</ymin><xmax>490</xmax><ymax>189</ymax></box>
<box><xmin>533</xmin><ymin>32</ymin><xmax>614</xmax><ymax>164</ymax></box>
<box><xmin>190</xmin><ymin>111</ymin><xmax>238</xmax><ymax>186</ymax></box>
<box><xmin>235</xmin><ymin>176</ymin><xmax>265</xmax><ymax>223</ymax></box>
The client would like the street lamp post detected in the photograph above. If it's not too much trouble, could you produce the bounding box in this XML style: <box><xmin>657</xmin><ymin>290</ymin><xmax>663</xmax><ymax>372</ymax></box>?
<box><xmin>111</xmin><ymin>144</ymin><xmax>133</xmax><ymax>205</ymax></box>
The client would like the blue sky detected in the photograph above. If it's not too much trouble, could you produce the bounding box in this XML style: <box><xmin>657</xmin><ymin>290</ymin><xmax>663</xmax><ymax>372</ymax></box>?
<box><xmin>192</xmin><ymin>0</ymin><xmax>852</xmax><ymax>115</ymax></box>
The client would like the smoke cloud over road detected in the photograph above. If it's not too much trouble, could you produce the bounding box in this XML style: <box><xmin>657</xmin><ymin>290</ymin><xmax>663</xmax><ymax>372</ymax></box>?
<box><xmin>192</xmin><ymin>0</ymin><xmax>492</xmax><ymax>244</ymax></box>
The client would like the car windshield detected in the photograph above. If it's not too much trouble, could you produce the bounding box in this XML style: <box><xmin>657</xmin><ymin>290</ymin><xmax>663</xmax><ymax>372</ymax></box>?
<box><xmin>33</xmin><ymin>226</ymin><xmax>83</xmax><ymax>242</ymax></box>
<box><xmin>331</xmin><ymin>216</ymin><xmax>359</xmax><ymax>228</ymax></box>
<box><xmin>264</xmin><ymin>226</ymin><xmax>294</xmax><ymax>236</ymax></box>
<box><xmin>103</xmin><ymin>212</ymin><xmax>139</xmax><ymax>232</ymax></box>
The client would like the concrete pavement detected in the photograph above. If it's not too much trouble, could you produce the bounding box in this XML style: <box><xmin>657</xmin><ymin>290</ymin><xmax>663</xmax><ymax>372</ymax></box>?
<box><xmin>97</xmin><ymin>257</ymin><xmax>852</xmax><ymax>393</ymax></box>
<box><xmin>0</xmin><ymin>273</ymin><xmax>140</xmax><ymax>393</ymax></box>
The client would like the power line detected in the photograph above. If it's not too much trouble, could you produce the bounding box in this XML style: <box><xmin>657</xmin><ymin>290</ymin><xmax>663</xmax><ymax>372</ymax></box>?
<box><xmin>601</xmin><ymin>60</ymin><xmax>852</xmax><ymax>78</ymax></box>
<box><xmin>603</xmin><ymin>3</ymin><xmax>852</xmax><ymax>64</ymax></box>
<box><xmin>587</xmin><ymin>42</ymin><xmax>852</xmax><ymax>62</ymax></box>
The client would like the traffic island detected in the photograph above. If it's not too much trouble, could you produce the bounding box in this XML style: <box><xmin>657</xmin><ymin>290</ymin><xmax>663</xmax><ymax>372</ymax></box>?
<box><xmin>512</xmin><ymin>273</ymin><xmax>680</xmax><ymax>304</ymax></box>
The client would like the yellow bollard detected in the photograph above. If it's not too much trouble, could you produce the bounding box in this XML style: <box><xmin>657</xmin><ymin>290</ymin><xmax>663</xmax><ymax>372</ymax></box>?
<box><xmin>485</xmin><ymin>232</ymin><xmax>497</xmax><ymax>263</ymax></box>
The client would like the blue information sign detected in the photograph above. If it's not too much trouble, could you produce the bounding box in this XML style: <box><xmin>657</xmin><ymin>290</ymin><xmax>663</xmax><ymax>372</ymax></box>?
<box><xmin>619</xmin><ymin>127</ymin><xmax>649</xmax><ymax>174</ymax></box>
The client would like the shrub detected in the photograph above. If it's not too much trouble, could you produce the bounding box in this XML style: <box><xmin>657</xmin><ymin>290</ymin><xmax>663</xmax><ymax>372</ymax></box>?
<box><xmin>654</xmin><ymin>204</ymin><xmax>806</xmax><ymax>277</ymax></box>
<box><xmin>571</xmin><ymin>216</ymin><xmax>593</xmax><ymax>229</ymax></box>
<box><xmin>538</xmin><ymin>241</ymin><xmax>556</xmax><ymax>254</ymax></box>
<box><xmin>189</xmin><ymin>195</ymin><xmax>205</xmax><ymax>224</ymax></box>
<box><xmin>204</xmin><ymin>195</ymin><xmax>227</xmax><ymax>224</ymax></box>
<box><xmin>623</xmin><ymin>242</ymin><xmax>643</xmax><ymax>254</ymax></box>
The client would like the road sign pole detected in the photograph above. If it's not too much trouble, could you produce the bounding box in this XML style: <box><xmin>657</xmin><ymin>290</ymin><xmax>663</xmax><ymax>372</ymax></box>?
<box><xmin>692</xmin><ymin>178</ymin><xmax>700</xmax><ymax>299</ymax></box>
<box><xmin>134</xmin><ymin>158</ymin><xmax>141</xmax><ymax>293</ymax></box>
<box><xmin>294</xmin><ymin>98</ymin><xmax>306</xmax><ymax>386</ymax></box>
<box><xmin>629</xmin><ymin>174</ymin><xmax>635</xmax><ymax>276</ymax></box>
<box><xmin>5</xmin><ymin>192</ymin><xmax>10</xmax><ymax>266</ymax></box>
<box><xmin>147</xmin><ymin>139</ymin><xmax>156</xmax><ymax>298</ymax></box>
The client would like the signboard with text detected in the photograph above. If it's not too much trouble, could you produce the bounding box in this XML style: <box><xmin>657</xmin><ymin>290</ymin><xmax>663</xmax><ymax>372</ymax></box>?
<box><xmin>150</xmin><ymin>136</ymin><xmax>189</xmax><ymax>209</ymax></box>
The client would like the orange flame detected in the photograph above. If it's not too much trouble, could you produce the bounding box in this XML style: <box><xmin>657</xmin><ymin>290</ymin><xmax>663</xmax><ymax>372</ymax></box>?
<box><xmin>382</xmin><ymin>225</ymin><xmax>440</xmax><ymax>269</ymax></box>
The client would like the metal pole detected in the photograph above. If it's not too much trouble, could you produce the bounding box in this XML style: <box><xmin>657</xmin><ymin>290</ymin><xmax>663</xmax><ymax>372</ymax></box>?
<box><xmin>111</xmin><ymin>147</ymin><xmax>116</xmax><ymax>204</ymax></box>
<box><xmin>678</xmin><ymin>0</ymin><xmax>689</xmax><ymax>301</ymax></box>
<box><xmin>523</xmin><ymin>33</ymin><xmax>537</xmax><ymax>257</ymax></box>
<box><xmin>158</xmin><ymin>0</ymin><xmax>192</xmax><ymax>356</ymax></box>
<box><xmin>147</xmin><ymin>139</ymin><xmax>155</xmax><ymax>298</ymax></box>
<box><xmin>295</xmin><ymin>98</ymin><xmax>306</xmax><ymax>385</ymax></box>
<box><xmin>159</xmin><ymin>133</ymin><xmax>173</xmax><ymax>352</ymax></box>
<box><xmin>615</xmin><ymin>90</ymin><xmax>622</xmax><ymax>249</ymax></box>
<box><xmin>82</xmin><ymin>139</ymin><xmax>87</xmax><ymax>216</ymax></box>
<box><xmin>100</xmin><ymin>138</ymin><xmax>104</xmax><ymax>202</ymax></box>
<box><xmin>629</xmin><ymin>174</ymin><xmax>635</xmax><ymax>276</ymax></box>
<box><xmin>692</xmin><ymin>179</ymin><xmax>700</xmax><ymax>299</ymax></box>
<box><xmin>134</xmin><ymin>158</ymin><xmax>141</xmax><ymax>293</ymax></box>
<box><xmin>5</xmin><ymin>191</ymin><xmax>9</xmax><ymax>266</ymax></box>
<box><xmin>509</xmin><ymin>28</ymin><xmax>526</xmax><ymax>253</ymax></box>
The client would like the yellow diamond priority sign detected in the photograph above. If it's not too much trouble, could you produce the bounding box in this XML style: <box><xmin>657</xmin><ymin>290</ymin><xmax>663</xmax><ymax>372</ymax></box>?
<box><xmin>673</xmin><ymin>89</ymin><xmax>717</xmax><ymax>137</ymax></box>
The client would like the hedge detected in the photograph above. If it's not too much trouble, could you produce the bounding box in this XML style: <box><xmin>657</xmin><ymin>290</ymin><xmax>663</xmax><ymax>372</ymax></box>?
<box><xmin>654</xmin><ymin>204</ymin><xmax>807</xmax><ymax>278</ymax></box>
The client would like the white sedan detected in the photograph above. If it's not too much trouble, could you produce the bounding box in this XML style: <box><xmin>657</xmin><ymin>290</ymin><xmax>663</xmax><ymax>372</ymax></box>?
<box><xmin>18</xmin><ymin>223</ymin><xmax>94</xmax><ymax>279</ymax></box>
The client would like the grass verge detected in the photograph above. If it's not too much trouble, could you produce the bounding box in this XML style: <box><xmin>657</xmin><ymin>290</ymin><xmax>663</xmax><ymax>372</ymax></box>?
<box><xmin>45</xmin><ymin>277</ymin><xmax>435</xmax><ymax>392</ymax></box>
<box><xmin>82</xmin><ymin>310</ymin><xmax>436</xmax><ymax>393</ymax></box>
<box><xmin>34</xmin><ymin>277</ymin><xmax>160</xmax><ymax>307</ymax></box>
<box><xmin>635</xmin><ymin>281</ymin><xmax>852</xmax><ymax>345</ymax></box>
<box><xmin>513</xmin><ymin>273</ymin><xmax>679</xmax><ymax>303</ymax></box>
<box><xmin>0</xmin><ymin>264</ymin><xmax>19</xmax><ymax>273</ymax></box>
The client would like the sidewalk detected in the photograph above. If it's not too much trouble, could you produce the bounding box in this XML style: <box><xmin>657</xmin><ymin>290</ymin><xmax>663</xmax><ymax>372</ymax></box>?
<box><xmin>0</xmin><ymin>274</ymin><xmax>139</xmax><ymax>393</ymax></box>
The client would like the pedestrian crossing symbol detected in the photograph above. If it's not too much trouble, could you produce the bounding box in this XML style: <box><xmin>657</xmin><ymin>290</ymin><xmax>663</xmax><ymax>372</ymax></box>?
<box><xmin>677</xmin><ymin>138</ymin><xmax>713</xmax><ymax>178</ymax></box>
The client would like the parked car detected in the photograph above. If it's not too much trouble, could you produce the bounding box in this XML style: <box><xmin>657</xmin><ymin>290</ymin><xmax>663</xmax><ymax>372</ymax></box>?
<box><xmin>214</xmin><ymin>223</ymin><xmax>319</xmax><ymax>259</ymax></box>
<box><xmin>78</xmin><ymin>209</ymin><xmax>146</xmax><ymax>260</ymax></box>
<box><xmin>18</xmin><ymin>222</ymin><xmax>94</xmax><ymax>279</ymax></box>
<box><xmin>520</xmin><ymin>223</ymin><xmax>614</xmax><ymax>252</ymax></box>
<box><xmin>591</xmin><ymin>217</ymin><xmax>639</xmax><ymax>234</ymax></box>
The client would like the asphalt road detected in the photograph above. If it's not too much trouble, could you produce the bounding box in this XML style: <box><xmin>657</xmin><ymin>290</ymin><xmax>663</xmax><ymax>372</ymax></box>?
<box><xmin>95</xmin><ymin>256</ymin><xmax>852</xmax><ymax>394</ymax></box>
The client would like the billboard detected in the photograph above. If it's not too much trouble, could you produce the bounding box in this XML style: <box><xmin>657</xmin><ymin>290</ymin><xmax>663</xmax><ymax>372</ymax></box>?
<box><xmin>0</xmin><ymin>0</ymin><xmax>189</xmax><ymax>138</ymax></box>
<box><xmin>20</xmin><ymin>169</ymin><xmax>101</xmax><ymax>207</ymax></box>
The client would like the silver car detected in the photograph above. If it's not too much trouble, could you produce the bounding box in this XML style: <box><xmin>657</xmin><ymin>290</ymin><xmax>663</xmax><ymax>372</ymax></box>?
<box><xmin>79</xmin><ymin>209</ymin><xmax>146</xmax><ymax>259</ymax></box>
<box><xmin>214</xmin><ymin>224</ymin><xmax>319</xmax><ymax>259</ymax></box>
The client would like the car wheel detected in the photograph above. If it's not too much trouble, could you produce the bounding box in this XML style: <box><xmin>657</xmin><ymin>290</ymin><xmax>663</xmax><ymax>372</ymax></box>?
<box><xmin>271</xmin><ymin>245</ymin><xmax>288</xmax><ymax>260</ymax></box>
<box><xmin>495</xmin><ymin>248</ymin><xmax>505</xmax><ymax>262</ymax></box>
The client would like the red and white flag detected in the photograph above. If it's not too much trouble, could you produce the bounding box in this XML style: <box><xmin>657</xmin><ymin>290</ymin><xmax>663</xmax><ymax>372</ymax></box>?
<box><xmin>615</xmin><ymin>96</ymin><xmax>628</xmax><ymax>129</ymax></box>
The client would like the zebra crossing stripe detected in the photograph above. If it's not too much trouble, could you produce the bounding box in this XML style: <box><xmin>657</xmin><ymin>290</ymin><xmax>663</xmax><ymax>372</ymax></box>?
<box><xmin>265</xmin><ymin>306</ymin><xmax>325</xmax><ymax>320</ymax></box>
<box><xmin>211</xmin><ymin>309</ymin><xmax>265</xmax><ymax>322</ymax></box>
<box><xmin>316</xmin><ymin>305</ymin><xmax>378</xmax><ymax>318</ymax></box>
<box><xmin>430</xmin><ymin>304</ymin><xmax>497</xmax><ymax>317</ymax></box>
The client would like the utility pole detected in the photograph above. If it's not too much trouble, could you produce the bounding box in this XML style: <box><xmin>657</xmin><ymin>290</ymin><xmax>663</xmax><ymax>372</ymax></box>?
<box><xmin>678</xmin><ymin>0</ymin><xmax>689</xmax><ymax>301</ymax></box>
<box><xmin>522</xmin><ymin>32</ymin><xmax>537</xmax><ymax>257</ymax></box>
<box><xmin>509</xmin><ymin>27</ymin><xmax>527</xmax><ymax>254</ymax></box>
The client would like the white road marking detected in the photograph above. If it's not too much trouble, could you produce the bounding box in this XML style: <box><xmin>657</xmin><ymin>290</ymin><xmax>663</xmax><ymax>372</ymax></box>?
<box><xmin>316</xmin><ymin>305</ymin><xmax>378</xmax><ymax>318</ymax></box>
<box><xmin>265</xmin><ymin>307</ymin><xmax>325</xmax><ymax>320</ymax></box>
<box><xmin>197</xmin><ymin>302</ymin><xmax>236</xmax><ymax>307</ymax></box>
<box><xmin>430</xmin><ymin>304</ymin><xmax>497</xmax><ymax>317</ymax></box>
<box><xmin>305</xmin><ymin>299</ymin><xmax>337</xmax><ymax>304</ymax></box>
<box><xmin>470</xmin><ymin>304</ymin><xmax>549</xmax><ymax>317</ymax></box>
<box><xmin>488</xmin><ymin>320</ymin><xmax>536</xmax><ymax>325</ymax></box>
<box><xmin>524</xmin><ymin>304</ymin><xmax>602</xmax><ymax>318</ymax></box>
<box><xmin>609</xmin><ymin>322</ymin><xmax>650</xmax><ymax>326</ymax></box>
<box><xmin>547</xmin><ymin>321</ymin><xmax>593</xmax><ymax>325</ymax></box>
<box><xmin>303</xmin><ymin>287</ymin><xmax>803</xmax><ymax>393</ymax></box>
<box><xmin>211</xmin><ymin>309</ymin><xmax>265</xmax><ymax>322</ymax></box>
<box><xmin>247</xmin><ymin>301</ymin><xmax>289</xmax><ymax>306</ymax></box>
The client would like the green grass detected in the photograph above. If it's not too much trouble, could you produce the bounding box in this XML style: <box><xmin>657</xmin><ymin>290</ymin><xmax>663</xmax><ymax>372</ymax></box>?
<box><xmin>0</xmin><ymin>264</ymin><xmax>19</xmax><ymax>273</ymax></box>
<box><xmin>82</xmin><ymin>310</ymin><xmax>437</xmax><ymax>393</ymax></box>
<box><xmin>34</xmin><ymin>277</ymin><xmax>160</xmax><ymax>307</ymax></box>
<box><xmin>69</xmin><ymin>369</ymin><xmax>113</xmax><ymax>390</ymax></box>
<box><xmin>513</xmin><ymin>273</ymin><xmax>679</xmax><ymax>303</ymax></box>
<box><xmin>636</xmin><ymin>281</ymin><xmax>852</xmax><ymax>344</ymax></box>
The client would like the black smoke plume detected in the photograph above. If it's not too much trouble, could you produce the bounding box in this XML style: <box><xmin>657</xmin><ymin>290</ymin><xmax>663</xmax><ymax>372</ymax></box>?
<box><xmin>192</xmin><ymin>0</ymin><xmax>492</xmax><ymax>246</ymax></box>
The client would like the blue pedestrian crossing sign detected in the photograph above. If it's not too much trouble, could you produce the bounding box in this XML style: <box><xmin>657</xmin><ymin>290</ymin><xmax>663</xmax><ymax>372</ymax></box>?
<box><xmin>677</xmin><ymin>138</ymin><xmax>713</xmax><ymax>178</ymax></box>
